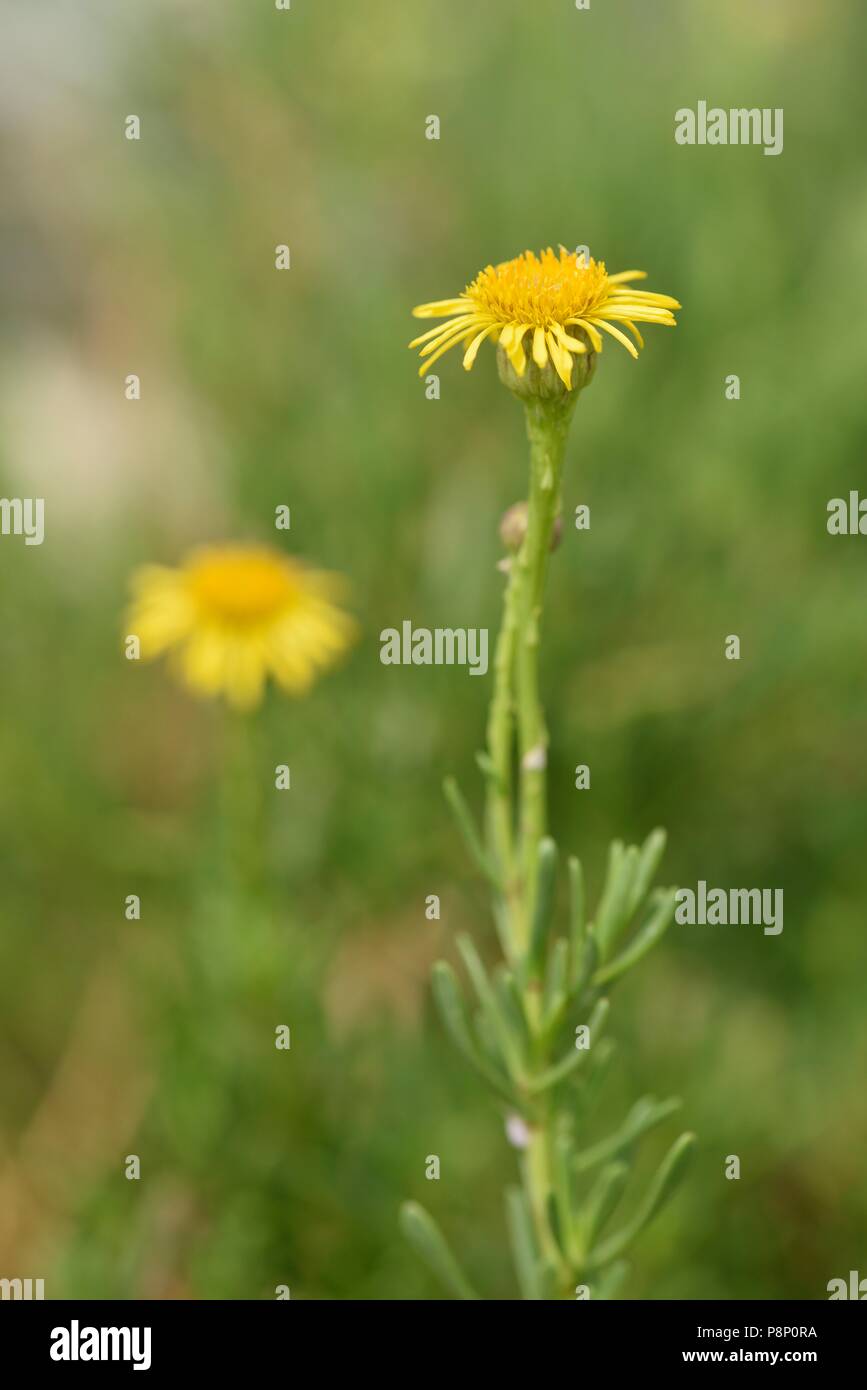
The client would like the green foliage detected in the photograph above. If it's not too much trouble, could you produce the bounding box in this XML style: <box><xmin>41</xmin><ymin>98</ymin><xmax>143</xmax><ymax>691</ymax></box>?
<box><xmin>430</xmin><ymin>825</ymin><xmax>694</xmax><ymax>1297</ymax></box>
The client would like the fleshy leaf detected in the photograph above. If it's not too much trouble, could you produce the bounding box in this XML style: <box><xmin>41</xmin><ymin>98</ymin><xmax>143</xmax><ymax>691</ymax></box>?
<box><xmin>594</xmin><ymin>888</ymin><xmax>677</xmax><ymax>986</ymax></box>
<box><xmin>528</xmin><ymin>836</ymin><xmax>559</xmax><ymax>976</ymax></box>
<box><xmin>574</xmin><ymin>1095</ymin><xmax>683</xmax><ymax>1173</ymax></box>
<box><xmin>443</xmin><ymin>775</ymin><xmax>501</xmax><ymax>889</ymax></box>
<box><xmin>400</xmin><ymin>1201</ymin><xmax>480</xmax><ymax>1300</ymax></box>
<box><xmin>587</xmin><ymin>1132</ymin><xmax>697</xmax><ymax>1269</ymax></box>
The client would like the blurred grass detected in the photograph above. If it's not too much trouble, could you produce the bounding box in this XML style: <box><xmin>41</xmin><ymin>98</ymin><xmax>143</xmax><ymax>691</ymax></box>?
<box><xmin>1</xmin><ymin>0</ymin><xmax>866</xmax><ymax>1298</ymax></box>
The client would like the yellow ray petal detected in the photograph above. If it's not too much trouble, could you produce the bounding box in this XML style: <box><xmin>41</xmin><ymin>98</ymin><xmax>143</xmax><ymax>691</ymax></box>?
<box><xmin>619</xmin><ymin>319</ymin><xmax>644</xmax><ymax>349</ymax></box>
<box><xmin>509</xmin><ymin>342</ymin><xmax>527</xmax><ymax>374</ymax></box>
<box><xmin>591</xmin><ymin>317</ymin><xmax>640</xmax><ymax>359</ymax></box>
<box><xmin>225</xmin><ymin>644</ymin><xmax>267</xmax><ymax>712</ymax></box>
<box><xmin>412</xmin><ymin>297</ymin><xmax>473</xmax><ymax>318</ymax></box>
<box><xmin>552</xmin><ymin>323</ymin><xmax>587</xmax><ymax>354</ymax></box>
<box><xmin>532</xmin><ymin>326</ymin><xmax>548</xmax><ymax>368</ymax></box>
<box><xmin>462</xmin><ymin>325</ymin><xmax>497</xmax><ymax>370</ymax></box>
<box><xmin>545</xmin><ymin>330</ymin><xmax>573</xmax><ymax>389</ymax></box>
<box><xmin>504</xmin><ymin>325</ymin><xmax>527</xmax><ymax>375</ymax></box>
<box><xmin>179</xmin><ymin>628</ymin><xmax>229</xmax><ymax>695</ymax></box>
<box><xmin>607</xmin><ymin>306</ymin><xmax>679</xmax><ymax>324</ymax></box>
<box><xmin>409</xmin><ymin>315</ymin><xmax>476</xmax><ymax>349</ymax></box>
<box><xmin>569</xmin><ymin>318</ymin><xmax>604</xmax><ymax>353</ymax></box>
<box><xmin>417</xmin><ymin>317</ymin><xmax>485</xmax><ymax>356</ymax></box>
<box><xmin>417</xmin><ymin>326</ymin><xmax>476</xmax><ymax>374</ymax></box>
<box><xmin>608</xmin><ymin>289</ymin><xmax>681</xmax><ymax>309</ymax></box>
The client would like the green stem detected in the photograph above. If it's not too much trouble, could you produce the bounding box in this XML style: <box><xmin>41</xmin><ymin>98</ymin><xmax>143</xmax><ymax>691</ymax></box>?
<box><xmin>524</xmin><ymin>1107</ymin><xmax>570</xmax><ymax>1288</ymax></box>
<box><xmin>487</xmin><ymin>390</ymin><xmax>582</xmax><ymax>1296</ymax></box>
<box><xmin>426</xmin><ymin>349</ymin><xmax>688</xmax><ymax>1301</ymax></box>
<box><xmin>514</xmin><ymin>395</ymin><xmax>576</xmax><ymax>943</ymax></box>
<box><xmin>220</xmin><ymin>710</ymin><xmax>267</xmax><ymax>906</ymax></box>
<box><xmin>485</xmin><ymin>558</ymin><xmax>522</xmax><ymax>951</ymax></box>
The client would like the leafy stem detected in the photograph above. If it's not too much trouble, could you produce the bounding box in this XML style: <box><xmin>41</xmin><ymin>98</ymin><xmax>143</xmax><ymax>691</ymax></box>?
<box><xmin>513</xmin><ymin>396</ymin><xmax>577</xmax><ymax>938</ymax></box>
<box><xmin>413</xmin><ymin>378</ymin><xmax>694</xmax><ymax>1301</ymax></box>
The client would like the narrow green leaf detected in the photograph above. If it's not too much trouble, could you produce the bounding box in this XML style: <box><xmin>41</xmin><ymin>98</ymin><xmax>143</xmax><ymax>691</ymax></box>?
<box><xmin>579</xmin><ymin>1161</ymin><xmax>629</xmax><ymax>1251</ymax></box>
<box><xmin>592</xmin><ymin>840</ymin><xmax>622</xmax><ymax>947</ymax></box>
<box><xmin>574</xmin><ymin>1095</ymin><xmax>683</xmax><ymax>1173</ymax></box>
<box><xmin>400</xmin><ymin>1201</ymin><xmax>480</xmax><ymax>1300</ymax></box>
<box><xmin>595</xmin><ymin>842</ymin><xmax>640</xmax><ymax>959</ymax></box>
<box><xmin>528</xmin><ymin>836</ymin><xmax>559</xmax><ymax>976</ymax></box>
<box><xmin>581</xmin><ymin>1038</ymin><xmax>616</xmax><ymax>1114</ymax></box>
<box><xmin>443</xmin><ymin>775</ymin><xmax>501</xmax><ymax>890</ymax></box>
<box><xmin>593</xmin><ymin>1259</ymin><xmax>630</xmax><ymax>1301</ymax></box>
<box><xmin>551</xmin><ymin>1127</ymin><xmax>581</xmax><ymax>1266</ymax></box>
<box><xmin>538</xmin><ymin>934</ymin><xmax>586</xmax><ymax>1050</ymax></box>
<box><xmin>581</xmin><ymin>994</ymin><xmax>610</xmax><ymax>1044</ymax></box>
<box><xmin>430</xmin><ymin>961</ymin><xmax>474</xmax><ymax>1053</ymax></box>
<box><xmin>545</xmin><ymin>1190</ymin><xmax>563</xmax><ymax>1256</ymax></box>
<box><xmin>572</xmin><ymin>931</ymin><xmax>598</xmax><ymax>996</ymax></box>
<box><xmin>536</xmin><ymin>1257</ymin><xmax>562</xmax><ymax>1301</ymax></box>
<box><xmin>431</xmin><ymin>961</ymin><xmax>512</xmax><ymax>1098</ymax></box>
<box><xmin>527</xmin><ymin>998</ymin><xmax>609</xmax><ymax>1093</ymax></box>
<box><xmin>457</xmin><ymin>934</ymin><xmax>524</xmax><ymax>1079</ymax></box>
<box><xmin>477</xmin><ymin>1001</ymin><xmax>518</xmax><ymax>1078</ymax></box>
<box><xmin>626</xmin><ymin>827</ymin><xmax>667</xmax><ymax>919</ymax></box>
<box><xmin>494</xmin><ymin>965</ymin><xmax>530</xmax><ymax>1052</ymax></box>
<box><xmin>587</xmin><ymin>1132</ymin><xmax>697</xmax><ymax>1269</ymax></box>
<box><xmin>568</xmin><ymin>855</ymin><xmax>585</xmax><ymax>957</ymax></box>
<box><xmin>527</xmin><ymin>1042</ymin><xmax>586</xmax><ymax>1094</ymax></box>
<box><xmin>594</xmin><ymin>888</ymin><xmax>677</xmax><ymax>986</ymax></box>
<box><xmin>542</xmin><ymin>938</ymin><xmax>570</xmax><ymax>1023</ymax></box>
<box><xmin>474</xmin><ymin>749</ymin><xmax>498</xmax><ymax>782</ymax></box>
<box><xmin>569</xmin><ymin>1040</ymin><xmax>618</xmax><ymax>1131</ymax></box>
<box><xmin>492</xmin><ymin>898</ymin><xmax>514</xmax><ymax>960</ymax></box>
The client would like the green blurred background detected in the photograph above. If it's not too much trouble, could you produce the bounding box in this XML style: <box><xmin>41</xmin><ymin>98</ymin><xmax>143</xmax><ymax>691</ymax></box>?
<box><xmin>1</xmin><ymin>0</ymin><xmax>865</xmax><ymax>1299</ymax></box>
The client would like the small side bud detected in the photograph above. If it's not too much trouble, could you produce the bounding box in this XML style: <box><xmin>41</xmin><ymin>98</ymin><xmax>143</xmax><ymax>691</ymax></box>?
<box><xmin>499</xmin><ymin>500</ymin><xmax>562</xmax><ymax>553</ymax></box>
<box><xmin>505</xmin><ymin>1113</ymin><xmax>531</xmax><ymax>1150</ymax></box>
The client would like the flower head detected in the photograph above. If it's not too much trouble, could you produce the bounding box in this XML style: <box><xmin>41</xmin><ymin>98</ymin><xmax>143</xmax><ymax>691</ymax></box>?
<box><xmin>410</xmin><ymin>246</ymin><xmax>680</xmax><ymax>391</ymax></box>
<box><xmin>126</xmin><ymin>543</ymin><xmax>356</xmax><ymax>711</ymax></box>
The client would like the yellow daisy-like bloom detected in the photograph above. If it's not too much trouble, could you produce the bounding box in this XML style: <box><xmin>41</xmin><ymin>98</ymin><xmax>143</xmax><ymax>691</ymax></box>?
<box><xmin>410</xmin><ymin>245</ymin><xmax>680</xmax><ymax>389</ymax></box>
<box><xmin>127</xmin><ymin>544</ymin><xmax>357</xmax><ymax>711</ymax></box>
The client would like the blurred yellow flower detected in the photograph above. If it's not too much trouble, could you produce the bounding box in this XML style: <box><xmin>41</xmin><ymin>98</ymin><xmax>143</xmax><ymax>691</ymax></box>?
<box><xmin>127</xmin><ymin>544</ymin><xmax>356</xmax><ymax>710</ymax></box>
<box><xmin>410</xmin><ymin>246</ymin><xmax>680</xmax><ymax>389</ymax></box>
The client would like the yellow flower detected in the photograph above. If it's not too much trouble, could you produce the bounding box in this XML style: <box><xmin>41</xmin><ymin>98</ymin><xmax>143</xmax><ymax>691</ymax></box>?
<box><xmin>410</xmin><ymin>246</ymin><xmax>680</xmax><ymax>389</ymax></box>
<box><xmin>127</xmin><ymin>544</ymin><xmax>356</xmax><ymax>711</ymax></box>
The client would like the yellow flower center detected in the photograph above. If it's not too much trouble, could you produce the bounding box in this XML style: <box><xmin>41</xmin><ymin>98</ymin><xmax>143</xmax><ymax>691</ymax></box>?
<box><xmin>186</xmin><ymin>547</ymin><xmax>300</xmax><ymax>624</ymax></box>
<box><xmin>467</xmin><ymin>247</ymin><xmax>610</xmax><ymax>327</ymax></box>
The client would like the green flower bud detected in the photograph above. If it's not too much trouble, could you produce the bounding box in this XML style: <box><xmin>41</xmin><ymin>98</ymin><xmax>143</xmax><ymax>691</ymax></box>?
<box><xmin>496</xmin><ymin>335</ymin><xmax>596</xmax><ymax>403</ymax></box>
